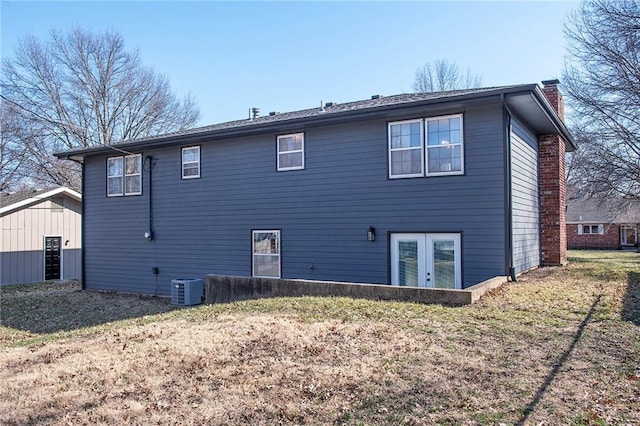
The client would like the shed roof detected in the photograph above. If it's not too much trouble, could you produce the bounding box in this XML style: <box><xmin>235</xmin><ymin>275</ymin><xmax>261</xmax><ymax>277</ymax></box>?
<box><xmin>0</xmin><ymin>187</ymin><xmax>82</xmax><ymax>216</ymax></box>
<box><xmin>55</xmin><ymin>83</ymin><xmax>575</xmax><ymax>160</ymax></box>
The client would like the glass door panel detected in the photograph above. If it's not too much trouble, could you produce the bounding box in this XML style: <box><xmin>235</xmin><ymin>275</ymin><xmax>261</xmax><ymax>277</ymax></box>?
<box><xmin>398</xmin><ymin>240</ymin><xmax>419</xmax><ymax>287</ymax></box>
<box><xmin>391</xmin><ymin>234</ymin><xmax>426</xmax><ymax>287</ymax></box>
<box><xmin>430</xmin><ymin>239</ymin><xmax>457</xmax><ymax>289</ymax></box>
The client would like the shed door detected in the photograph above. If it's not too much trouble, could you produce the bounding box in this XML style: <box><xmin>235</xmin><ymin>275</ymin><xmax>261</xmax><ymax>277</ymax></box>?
<box><xmin>44</xmin><ymin>237</ymin><xmax>62</xmax><ymax>280</ymax></box>
<box><xmin>391</xmin><ymin>233</ymin><xmax>461</xmax><ymax>289</ymax></box>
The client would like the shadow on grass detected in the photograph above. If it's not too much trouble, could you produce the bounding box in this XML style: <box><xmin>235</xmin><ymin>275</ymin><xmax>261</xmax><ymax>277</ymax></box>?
<box><xmin>0</xmin><ymin>281</ymin><xmax>179</xmax><ymax>336</ymax></box>
<box><xmin>516</xmin><ymin>294</ymin><xmax>601</xmax><ymax>425</ymax></box>
<box><xmin>623</xmin><ymin>272</ymin><xmax>640</xmax><ymax>325</ymax></box>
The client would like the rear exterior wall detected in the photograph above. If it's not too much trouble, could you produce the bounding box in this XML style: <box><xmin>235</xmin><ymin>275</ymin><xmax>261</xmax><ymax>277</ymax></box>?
<box><xmin>82</xmin><ymin>103</ymin><xmax>508</xmax><ymax>295</ymax></box>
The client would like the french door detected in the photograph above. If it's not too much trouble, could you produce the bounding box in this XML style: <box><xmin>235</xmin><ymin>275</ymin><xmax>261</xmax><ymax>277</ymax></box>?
<box><xmin>390</xmin><ymin>233</ymin><xmax>461</xmax><ymax>289</ymax></box>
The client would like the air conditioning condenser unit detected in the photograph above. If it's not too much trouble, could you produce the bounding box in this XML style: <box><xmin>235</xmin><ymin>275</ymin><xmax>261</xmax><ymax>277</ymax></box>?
<box><xmin>171</xmin><ymin>278</ymin><xmax>204</xmax><ymax>306</ymax></box>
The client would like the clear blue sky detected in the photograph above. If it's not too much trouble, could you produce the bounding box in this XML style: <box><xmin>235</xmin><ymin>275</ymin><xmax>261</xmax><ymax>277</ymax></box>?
<box><xmin>1</xmin><ymin>1</ymin><xmax>579</xmax><ymax>126</ymax></box>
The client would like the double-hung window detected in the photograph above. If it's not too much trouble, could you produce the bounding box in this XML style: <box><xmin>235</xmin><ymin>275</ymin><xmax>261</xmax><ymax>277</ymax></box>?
<box><xmin>107</xmin><ymin>154</ymin><xmax>142</xmax><ymax>196</ymax></box>
<box><xmin>389</xmin><ymin>120</ymin><xmax>423</xmax><ymax>177</ymax></box>
<box><xmin>252</xmin><ymin>230</ymin><xmax>281</xmax><ymax>278</ymax></box>
<box><xmin>389</xmin><ymin>114</ymin><xmax>464</xmax><ymax>178</ymax></box>
<box><xmin>426</xmin><ymin>115</ymin><xmax>463</xmax><ymax>175</ymax></box>
<box><xmin>277</xmin><ymin>133</ymin><xmax>304</xmax><ymax>171</ymax></box>
<box><xmin>182</xmin><ymin>146</ymin><xmax>200</xmax><ymax>179</ymax></box>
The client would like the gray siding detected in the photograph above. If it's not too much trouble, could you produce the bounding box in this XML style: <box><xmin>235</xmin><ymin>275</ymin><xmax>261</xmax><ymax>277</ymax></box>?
<box><xmin>83</xmin><ymin>103</ymin><xmax>508</xmax><ymax>295</ymax></box>
<box><xmin>511</xmin><ymin>118</ymin><xmax>540</xmax><ymax>273</ymax></box>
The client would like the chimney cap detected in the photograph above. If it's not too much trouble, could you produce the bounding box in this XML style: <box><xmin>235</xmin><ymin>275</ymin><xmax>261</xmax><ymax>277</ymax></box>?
<box><xmin>542</xmin><ymin>79</ymin><xmax>560</xmax><ymax>87</ymax></box>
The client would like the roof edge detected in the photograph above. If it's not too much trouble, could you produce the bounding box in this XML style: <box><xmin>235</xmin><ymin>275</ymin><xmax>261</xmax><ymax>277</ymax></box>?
<box><xmin>55</xmin><ymin>83</ymin><xmax>574</xmax><ymax>160</ymax></box>
<box><xmin>531</xmin><ymin>86</ymin><xmax>577</xmax><ymax>151</ymax></box>
<box><xmin>0</xmin><ymin>187</ymin><xmax>82</xmax><ymax>216</ymax></box>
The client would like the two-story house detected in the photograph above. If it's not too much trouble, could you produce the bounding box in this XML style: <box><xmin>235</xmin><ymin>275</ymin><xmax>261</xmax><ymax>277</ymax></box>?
<box><xmin>56</xmin><ymin>80</ymin><xmax>574</xmax><ymax>295</ymax></box>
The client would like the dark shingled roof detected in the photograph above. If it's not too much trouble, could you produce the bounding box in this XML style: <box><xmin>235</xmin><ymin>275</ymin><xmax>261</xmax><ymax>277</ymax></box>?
<box><xmin>567</xmin><ymin>197</ymin><xmax>640</xmax><ymax>224</ymax></box>
<box><xmin>0</xmin><ymin>187</ymin><xmax>82</xmax><ymax>216</ymax></box>
<box><xmin>141</xmin><ymin>86</ymin><xmax>516</xmax><ymax>142</ymax></box>
<box><xmin>0</xmin><ymin>188</ymin><xmax>58</xmax><ymax>209</ymax></box>
<box><xmin>55</xmin><ymin>83</ymin><xmax>576</xmax><ymax>159</ymax></box>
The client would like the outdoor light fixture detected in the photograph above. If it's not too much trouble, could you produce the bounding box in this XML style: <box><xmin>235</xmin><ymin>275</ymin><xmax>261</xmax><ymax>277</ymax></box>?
<box><xmin>368</xmin><ymin>226</ymin><xmax>376</xmax><ymax>241</ymax></box>
<box><xmin>144</xmin><ymin>231</ymin><xmax>153</xmax><ymax>241</ymax></box>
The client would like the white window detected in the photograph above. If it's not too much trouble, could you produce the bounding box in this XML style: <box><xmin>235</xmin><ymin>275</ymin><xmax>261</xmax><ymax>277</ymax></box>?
<box><xmin>388</xmin><ymin>114</ymin><xmax>464</xmax><ymax>178</ymax></box>
<box><xmin>579</xmin><ymin>224</ymin><xmax>604</xmax><ymax>235</ymax></box>
<box><xmin>107</xmin><ymin>157</ymin><xmax>123</xmax><ymax>196</ymax></box>
<box><xmin>389</xmin><ymin>120</ymin><xmax>423</xmax><ymax>178</ymax></box>
<box><xmin>277</xmin><ymin>133</ymin><xmax>304</xmax><ymax>171</ymax></box>
<box><xmin>107</xmin><ymin>154</ymin><xmax>142</xmax><ymax>196</ymax></box>
<box><xmin>252</xmin><ymin>230</ymin><xmax>281</xmax><ymax>278</ymax></box>
<box><xmin>426</xmin><ymin>115</ymin><xmax>463</xmax><ymax>175</ymax></box>
<box><xmin>182</xmin><ymin>146</ymin><xmax>200</xmax><ymax>179</ymax></box>
<box><xmin>124</xmin><ymin>154</ymin><xmax>142</xmax><ymax>195</ymax></box>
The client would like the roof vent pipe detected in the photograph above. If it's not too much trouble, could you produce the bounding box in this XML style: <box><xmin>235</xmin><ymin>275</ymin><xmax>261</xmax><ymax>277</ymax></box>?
<box><xmin>319</xmin><ymin>100</ymin><xmax>325</xmax><ymax>113</ymax></box>
<box><xmin>251</xmin><ymin>107</ymin><xmax>260</xmax><ymax>119</ymax></box>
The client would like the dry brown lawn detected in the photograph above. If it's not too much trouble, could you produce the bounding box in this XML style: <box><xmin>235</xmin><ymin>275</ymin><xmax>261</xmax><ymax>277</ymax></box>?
<box><xmin>1</xmin><ymin>250</ymin><xmax>639</xmax><ymax>425</ymax></box>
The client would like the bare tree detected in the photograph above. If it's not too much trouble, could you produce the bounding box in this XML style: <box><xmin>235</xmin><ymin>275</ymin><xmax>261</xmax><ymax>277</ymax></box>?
<box><xmin>413</xmin><ymin>59</ymin><xmax>483</xmax><ymax>93</ymax></box>
<box><xmin>0</xmin><ymin>27</ymin><xmax>200</xmax><ymax>189</ymax></box>
<box><xmin>563</xmin><ymin>0</ymin><xmax>640</xmax><ymax>200</ymax></box>
<box><xmin>0</xmin><ymin>103</ymin><xmax>26</xmax><ymax>191</ymax></box>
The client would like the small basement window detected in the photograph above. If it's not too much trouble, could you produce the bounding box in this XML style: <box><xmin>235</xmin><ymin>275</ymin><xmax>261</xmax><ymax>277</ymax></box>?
<box><xmin>252</xmin><ymin>230</ymin><xmax>281</xmax><ymax>278</ymax></box>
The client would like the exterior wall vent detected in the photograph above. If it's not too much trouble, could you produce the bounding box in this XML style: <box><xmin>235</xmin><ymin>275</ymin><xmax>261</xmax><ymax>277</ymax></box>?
<box><xmin>171</xmin><ymin>278</ymin><xmax>204</xmax><ymax>306</ymax></box>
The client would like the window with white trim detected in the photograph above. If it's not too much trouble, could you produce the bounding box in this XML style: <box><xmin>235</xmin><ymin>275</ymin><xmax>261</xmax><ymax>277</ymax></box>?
<box><xmin>277</xmin><ymin>133</ymin><xmax>304</xmax><ymax>171</ymax></box>
<box><xmin>426</xmin><ymin>115</ymin><xmax>463</xmax><ymax>175</ymax></box>
<box><xmin>389</xmin><ymin>114</ymin><xmax>464</xmax><ymax>178</ymax></box>
<box><xmin>389</xmin><ymin>120</ymin><xmax>423</xmax><ymax>177</ymax></box>
<box><xmin>252</xmin><ymin>230</ymin><xmax>281</xmax><ymax>278</ymax></box>
<box><xmin>182</xmin><ymin>146</ymin><xmax>200</xmax><ymax>179</ymax></box>
<box><xmin>579</xmin><ymin>224</ymin><xmax>604</xmax><ymax>235</ymax></box>
<box><xmin>107</xmin><ymin>154</ymin><xmax>142</xmax><ymax>196</ymax></box>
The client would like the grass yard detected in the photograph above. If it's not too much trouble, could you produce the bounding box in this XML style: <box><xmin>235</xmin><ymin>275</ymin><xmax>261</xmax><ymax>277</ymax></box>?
<box><xmin>0</xmin><ymin>250</ymin><xmax>639</xmax><ymax>425</ymax></box>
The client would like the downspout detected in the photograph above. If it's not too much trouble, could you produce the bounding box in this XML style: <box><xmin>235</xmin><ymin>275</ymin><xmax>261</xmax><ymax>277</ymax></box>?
<box><xmin>502</xmin><ymin>95</ymin><xmax>518</xmax><ymax>283</ymax></box>
<box><xmin>145</xmin><ymin>156</ymin><xmax>154</xmax><ymax>241</ymax></box>
<box><xmin>70</xmin><ymin>158</ymin><xmax>86</xmax><ymax>290</ymax></box>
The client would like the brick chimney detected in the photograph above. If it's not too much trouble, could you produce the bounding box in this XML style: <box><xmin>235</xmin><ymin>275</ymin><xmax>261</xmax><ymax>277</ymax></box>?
<box><xmin>539</xmin><ymin>79</ymin><xmax>567</xmax><ymax>266</ymax></box>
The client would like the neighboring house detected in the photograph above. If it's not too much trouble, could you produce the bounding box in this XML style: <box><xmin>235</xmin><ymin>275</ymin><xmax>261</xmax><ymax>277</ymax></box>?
<box><xmin>567</xmin><ymin>197</ymin><xmax>640</xmax><ymax>250</ymax></box>
<box><xmin>0</xmin><ymin>187</ymin><xmax>82</xmax><ymax>285</ymax></box>
<box><xmin>55</xmin><ymin>80</ymin><xmax>575</xmax><ymax>296</ymax></box>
